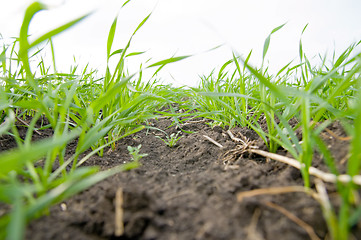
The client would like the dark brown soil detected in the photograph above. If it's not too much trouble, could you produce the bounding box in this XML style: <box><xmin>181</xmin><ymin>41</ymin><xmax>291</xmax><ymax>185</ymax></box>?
<box><xmin>2</xmin><ymin>117</ymin><xmax>358</xmax><ymax>239</ymax></box>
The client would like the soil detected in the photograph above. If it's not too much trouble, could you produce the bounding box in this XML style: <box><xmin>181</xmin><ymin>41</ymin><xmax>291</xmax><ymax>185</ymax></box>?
<box><xmin>1</xmin><ymin>116</ymin><xmax>358</xmax><ymax>240</ymax></box>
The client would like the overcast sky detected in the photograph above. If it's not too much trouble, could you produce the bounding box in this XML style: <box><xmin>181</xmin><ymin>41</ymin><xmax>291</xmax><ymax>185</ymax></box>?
<box><xmin>1</xmin><ymin>0</ymin><xmax>361</xmax><ymax>86</ymax></box>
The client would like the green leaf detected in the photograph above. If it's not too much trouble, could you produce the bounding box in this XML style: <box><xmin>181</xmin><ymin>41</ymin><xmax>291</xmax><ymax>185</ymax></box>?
<box><xmin>218</xmin><ymin>59</ymin><xmax>233</xmax><ymax>79</ymax></box>
<box><xmin>26</xmin><ymin>162</ymin><xmax>139</xmax><ymax>218</ymax></box>
<box><xmin>263</xmin><ymin>36</ymin><xmax>271</xmax><ymax>61</ymax></box>
<box><xmin>333</xmin><ymin>43</ymin><xmax>355</xmax><ymax>69</ymax></box>
<box><xmin>347</xmin><ymin>78</ymin><xmax>361</xmax><ymax>176</ymax></box>
<box><xmin>0</xmin><ymin>131</ymin><xmax>79</xmax><ymax>176</ymax></box>
<box><xmin>19</xmin><ymin>2</ymin><xmax>47</xmax><ymax>77</ymax></box>
<box><xmin>0</xmin><ymin>112</ymin><xmax>14</xmax><ymax>136</ymax></box>
<box><xmin>126</xmin><ymin>51</ymin><xmax>146</xmax><ymax>57</ymax></box>
<box><xmin>90</xmin><ymin>76</ymin><xmax>132</xmax><ymax>113</ymax></box>
<box><xmin>109</xmin><ymin>49</ymin><xmax>124</xmax><ymax>58</ymax></box>
<box><xmin>276</xmin><ymin>60</ymin><xmax>293</xmax><ymax>77</ymax></box>
<box><xmin>29</xmin><ymin>13</ymin><xmax>92</xmax><ymax>49</ymax></box>
<box><xmin>76</xmin><ymin>125</ymin><xmax>113</xmax><ymax>154</ymax></box>
<box><xmin>241</xmin><ymin>60</ymin><xmax>288</xmax><ymax>102</ymax></box>
<box><xmin>263</xmin><ymin>23</ymin><xmax>286</xmax><ymax>61</ymax></box>
<box><xmin>19</xmin><ymin>2</ymin><xmax>47</xmax><ymax>48</ymax></box>
<box><xmin>122</xmin><ymin>0</ymin><xmax>133</xmax><ymax>7</ymax></box>
<box><xmin>243</xmin><ymin>49</ymin><xmax>253</xmax><ymax>72</ymax></box>
<box><xmin>7</xmin><ymin>196</ymin><xmax>26</xmax><ymax>240</ymax></box>
<box><xmin>132</xmin><ymin>13</ymin><xmax>151</xmax><ymax>36</ymax></box>
<box><xmin>299</xmin><ymin>24</ymin><xmax>308</xmax><ymax>61</ymax></box>
<box><xmin>0</xmin><ymin>46</ymin><xmax>6</xmax><ymax>72</ymax></box>
<box><xmin>147</xmin><ymin>55</ymin><xmax>191</xmax><ymax>68</ymax></box>
<box><xmin>107</xmin><ymin>17</ymin><xmax>118</xmax><ymax>60</ymax></box>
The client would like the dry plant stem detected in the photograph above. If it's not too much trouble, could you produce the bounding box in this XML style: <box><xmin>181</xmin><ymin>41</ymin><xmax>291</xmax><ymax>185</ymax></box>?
<box><xmin>310</xmin><ymin>120</ymin><xmax>350</xmax><ymax>141</ymax></box>
<box><xmin>227</xmin><ymin>130</ymin><xmax>246</xmax><ymax>145</ymax></box>
<box><xmin>203</xmin><ymin>135</ymin><xmax>223</xmax><ymax>148</ymax></box>
<box><xmin>323</xmin><ymin>127</ymin><xmax>351</xmax><ymax>141</ymax></box>
<box><xmin>227</xmin><ymin>129</ymin><xmax>361</xmax><ymax>185</ymax></box>
<box><xmin>248</xmin><ymin>148</ymin><xmax>361</xmax><ymax>186</ymax></box>
<box><xmin>340</xmin><ymin>153</ymin><xmax>351</xmax><ymax>165</ymax></box>
<box><xmin>263</xmin><ymin>201</ymin><xmax>321</xmax><ymax>240</ymax></box>
<box><xmin>314</xmin><ymin>179</ymin><xmax>333</xmax><ymax>214</ymax></box>
<box><xmin>238</xmin><ymin>186</ymin><xmax>320</xmax><ymax>240</ymax></box>
<box><xmin>246</xmin><ymin>208</ymin><xmax>264</xmax><ymax>240</ymax></box>
<box><xmin>115</xmin><ymin>187</ymin><xmax>124</xmax><ymax>236</ymax></box>
<box><xmin>237</xmin><ymin>186</ymin><xmax>315</xmax><ymax>202</ymax></box>
<box><xmin>16</xmin><ymin>116</ymin><xmax>42</xmax><ymax>135</ymax></box>
<box><xmin>226</xmin><ymin>130</ymin><xmax>258</xmax><ymax>149</ymax></box>
<box><xmin>180</xmin><ymin>119</ymin><xmax>208</xmax><ymax>127</ymax></box>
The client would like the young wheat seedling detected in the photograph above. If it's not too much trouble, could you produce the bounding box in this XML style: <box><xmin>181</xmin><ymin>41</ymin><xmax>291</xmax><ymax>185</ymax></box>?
<box><xmin>127</xmin><ymin>144</ymin><xmax>148</xmax><ymax>161</ymax></box>
<box><xmin>156</xmin><ymin>131</ymin><xmax>182</xmax><ymax>147</ymax></box>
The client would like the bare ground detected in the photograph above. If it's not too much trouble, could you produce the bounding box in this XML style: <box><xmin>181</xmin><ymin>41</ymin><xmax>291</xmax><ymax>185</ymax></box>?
<box><xmin>1</xmin><ymin>116</ymin><xmax>358</xmax><ymax>240</ymax></box>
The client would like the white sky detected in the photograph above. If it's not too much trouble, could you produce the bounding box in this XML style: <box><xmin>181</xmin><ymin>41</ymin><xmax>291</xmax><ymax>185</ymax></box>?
<box><xmin>1</xmin><ymin>0</ymin><xmax>361</xmax><ymax>86</ymax></box>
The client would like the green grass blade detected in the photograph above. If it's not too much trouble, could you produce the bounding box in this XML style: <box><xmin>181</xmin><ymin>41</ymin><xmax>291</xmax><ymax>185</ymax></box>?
<box><xmin>333</xmin><ymin>43</ymin><xmax>356</xmax><ymax>69</ymax></box>
<box><xmin>243</xmin><ymin>50</ymin><xmax>252</xmax><ymax>72</ymax></box>
<box><xmin>109</xmin><ymin>49</ymin><xmax>124</xmax><ymax>58</ymax></box>
<box><xmin>90</xmin><ymin>76</ymin><xmax>132</xmax><ymax>114</ymax></box>
<box><xmin>0</xmin><ymin>131</ymin><xmax>79</xmax><ymax>176</ymax></box>
<box><xmin>29</xmin><ymin>13</ymin><xmax>92</xmax><ymax>49</ymax></box>
<box><xmin>241</xmin><ymin>60</ymin><xmax>288</xmax><ymax>102</ymax></box>
<box><xmin>107</xmin><ymin>17</ymin><xmax>118</xmax><ymax>60</ymax></box>
<box><xmin>19</xmin><ymin>2</ymin><xmax>47</xmax><ymax>78</ymax></box>
<box><xmin>299</xmin><ymin>24</ymin><xmax>308</xmax><ymax>61</ymax></box>
<box><xmin>49</xmin><ymin>38</ymin><xmax>57</xmax><ymax>73</ymax></box>
<box><xmin>263</xmin><ymin>36</ymin><xmax>271</xmax><ymax>62</ymax></box>
<box><xmin>0</xmin><ymin>110</ymin><xmax>15</xmax><ymax>136</ymax></box>
<box><xmin>347</xmin><ymin>77</ymin><xmax>361</xmax><ymax>176</ymax></box>
<box><xmin>76</xmin><ymin>125</ymin><xmax>113</xmax><ymax>154</ymax></box>
<box><xmin>7</xmin><ymin>196</ymin><xmax>26</xmax><ymax>240</ymax></box>
<box><xmin>122</xmin><ymin>0</ymin><xmax>133</xmax><ymax>7</ymax></box>
<box><xmin>276</xmin><ymin>60</ymin><xmax>293</xmax><ymax>77</ymax></box>
<box><xmin>131</xmin><ymin>13</ymin><xmax>151</xmax><ymax>36</ymax></box>
<box><xmin>218</xmin><ymin>59</ymin><xmax>233</xmax><ymax>79</ymax></box>
<box><xmin>0</xmin><ymin>45</ymin><xmax>6</xmax><ymax>73</ymax></box>
<box><xmin>147</xmin><ymin>55</ymin><xmax>191</xmax><ymax>68</ymax></box>
<box><xmin>312</xmin><ymin>132</ymin><xmax>339</xmax><ymax>175</ymax></box>
<box><xmin>26</xmin><ymin>162</ymin><xmax>139</xmax><ymax>218</ymax></box>
<box><xmin>263</xmin><ymin>23</ymin><xmax>286</xmax><ymax>62</ymax></box>
<box><xmin>126</xmin><ymin>51</ymin><xmax>146</xmax><ymax>57</ymax></box>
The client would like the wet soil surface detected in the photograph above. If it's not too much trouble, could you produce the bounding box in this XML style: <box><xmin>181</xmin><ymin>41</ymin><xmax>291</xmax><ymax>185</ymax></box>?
<box><xmin>3</xmin><ymin>117</ymin><xmax>358</xmax><ymax>239</ymax></box>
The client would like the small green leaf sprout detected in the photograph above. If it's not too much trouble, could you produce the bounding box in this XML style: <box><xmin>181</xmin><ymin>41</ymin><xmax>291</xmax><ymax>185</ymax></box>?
<box><xmin>156</xmin><ymin>131</ymin><xmax>182</xmax><ymax>147</ymax></box>
<box><xmin>127</xmin><ymin>144</ymin><xmax>148</xmax><ymax>161</ymax></box>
